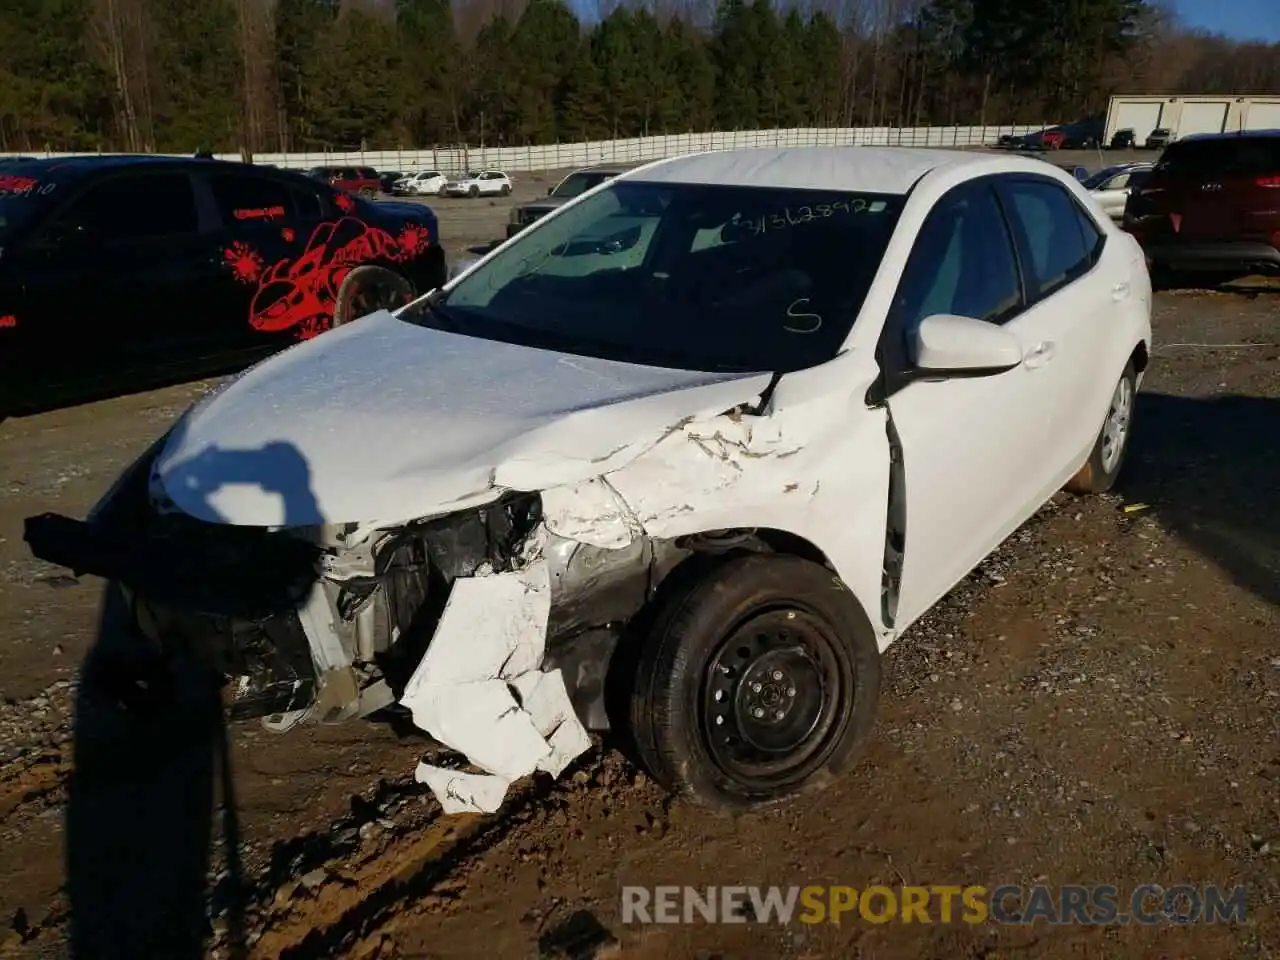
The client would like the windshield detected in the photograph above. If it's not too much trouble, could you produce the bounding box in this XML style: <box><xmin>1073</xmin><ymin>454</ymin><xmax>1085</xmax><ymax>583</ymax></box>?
<box><xmin>552</xmin><ymin>171</ymin><xmax>614</xmax><ymax>200</ymax></box>
<box><xmin>0</xmin><ymin>170</ymin><xmax>60</xmax><ymax>240</ymax></box>
<box><xmin>403</xmin><ymin>180</ymin><xmax>903</xmax><ymax>372</ymax></box>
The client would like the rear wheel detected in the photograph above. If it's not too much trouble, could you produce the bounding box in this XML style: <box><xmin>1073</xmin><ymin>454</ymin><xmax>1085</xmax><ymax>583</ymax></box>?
<box><xmin>1066</xmin><ymin>361</ymin><xmax>1136</xmax><ymax>495</ymax></box>
<box><xmin>333</xmin><ymin>265</ymin><xmax>415</xmax><ymax>327</ymax></box>
<box><xmin>468</xmin><ymin>185</ymin><xmax>479</xmax><ymax>198</ymax></box>
<box><xmin>630</xmin><ymin>554</ymin><xmax>881</xmax><ymax>811</ymax></box>
<box><xmin>437</xmin><ymin>185</ymin><xmax>448</xmax><ymax>197</ymax></box>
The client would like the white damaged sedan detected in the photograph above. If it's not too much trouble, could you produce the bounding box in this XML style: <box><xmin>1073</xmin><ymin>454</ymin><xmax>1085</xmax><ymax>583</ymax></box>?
<box><xmin>25</xmin><ymin>147</ymin><xmax>1152</xmax><ymax>814</ymax></box>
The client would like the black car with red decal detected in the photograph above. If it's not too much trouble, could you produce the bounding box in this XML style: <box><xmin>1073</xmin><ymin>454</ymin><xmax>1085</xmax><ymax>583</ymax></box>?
<box><xmin>0</xmin><ymin>155</ymin><xmax>445</xmax><ymax>415</ymax></box>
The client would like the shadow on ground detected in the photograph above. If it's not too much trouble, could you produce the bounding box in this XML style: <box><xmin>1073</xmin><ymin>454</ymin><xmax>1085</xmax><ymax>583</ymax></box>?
<box><xmin>1122</xmin><ymin>392</ymin><xmax>1279</xmax><ymax>608</ymax></box>
<box><xmin>61</xmin><ymin>437</ymin><xmax>325</xmax><ymax>960</ymax></box>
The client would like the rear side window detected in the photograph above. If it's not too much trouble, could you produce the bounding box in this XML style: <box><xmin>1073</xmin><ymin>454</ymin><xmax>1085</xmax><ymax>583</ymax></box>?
<box><xmin>209</xmin><ymin>174</ymin><xmax>294</xmax><ymax>224</ymax></box>
<box><xmin>998</xmin><ymin>179</ymin><xmax>1091</xmax><ymax>300</ymax></box>
<box><xmin>51</xmin><ymin>172</ymin><xmax>197</xmax><ymax>240</ymax></box>
<box><xmin>1157</xmin><ymin>137</ymin><xmax>1280</xmax><ymax>178</ymax></box>
<box><xmin>358</xmin><ymin>167</ymin><xmax>377</xmax><ymax>179</ymax></box>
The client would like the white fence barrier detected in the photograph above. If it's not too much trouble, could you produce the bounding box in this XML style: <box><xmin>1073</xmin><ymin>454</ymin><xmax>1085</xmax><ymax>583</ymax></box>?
<box><xmin>2</xmin><ymin>124</ymin><xmax>1053</xmax><ymax>174</ymax></box>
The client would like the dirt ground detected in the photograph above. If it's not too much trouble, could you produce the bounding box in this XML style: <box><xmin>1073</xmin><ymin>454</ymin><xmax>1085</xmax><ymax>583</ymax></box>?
<box><xmin>0</xmin><ymin>153</ymin><xmax>1277</xmax><ymax>960</ymax></box>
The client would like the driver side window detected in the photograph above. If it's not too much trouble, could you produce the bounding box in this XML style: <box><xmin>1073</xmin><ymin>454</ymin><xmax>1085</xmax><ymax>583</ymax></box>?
<box><xmin>40</xmin><ymin>172</ymin><xmax>197</xmax><ymax>246</ymax></box>
<box><xmin>897</xmin><ymin>182</ymin><xmax>1022</xmax><ymax>336</ymax></box>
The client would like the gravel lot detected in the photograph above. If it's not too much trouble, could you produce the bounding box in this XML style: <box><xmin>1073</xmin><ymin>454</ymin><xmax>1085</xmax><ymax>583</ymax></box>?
<box><xmin>0</xmin><ymin>152</ymin><xmax>1276</xmax><ymax>959</ymax></box>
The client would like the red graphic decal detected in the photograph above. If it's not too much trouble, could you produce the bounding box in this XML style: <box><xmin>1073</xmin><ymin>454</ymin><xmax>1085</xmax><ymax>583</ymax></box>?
<box><xmin>397</xmin><ymin>223</ymin><xmax>431</xmax><ymax>257</ymax></box>
<box><xmin>0</xmin><ymin>174</ymin><xmax>39</xmax><ymax>194</ymax></box>
<box><xmin>281</xmin><ymin>227</ymin><xmax>295</xmax><ymax>242</ymax></box>
<box><xmin>233</xmin><ymin>205</ymin><xmax>286</xmax><ymax>221</ymax></box>
<box><xmin>223</xmin><ymin>216</ymin><xmax>432</xmax><ymax>341</ymax></box>
<box><xmin>334</xmin><ymin>192</ymin><xmax>356</xmax><ymax>212</ymax></box>
<box><xmin>223</xmin><ymin>242</ymin><xmax>265</xmax><ymax>284</ymax></box>
<box><xmin>0</xmin><ymin>314</ymin><xmax>16</xmax><ymax>329</ymax></box>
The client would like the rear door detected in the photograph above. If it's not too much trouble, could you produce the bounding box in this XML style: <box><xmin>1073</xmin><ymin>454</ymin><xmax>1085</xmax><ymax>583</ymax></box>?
<box><xmin>995</xmin><ymin>176</ymin><xmax>1122</xmax><ymax>463</ymax></box>
<box><xmin>202</xmin><ymin>168</ymin><xmax>337</xmax><ymax>349</ymax></box>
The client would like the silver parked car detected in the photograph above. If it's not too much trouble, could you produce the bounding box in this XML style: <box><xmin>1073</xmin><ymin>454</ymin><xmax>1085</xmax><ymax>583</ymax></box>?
<box><xmin>1085</xmin><ymin>162</ymin><xmax>1155</xmax><ymax>220</ymax></box>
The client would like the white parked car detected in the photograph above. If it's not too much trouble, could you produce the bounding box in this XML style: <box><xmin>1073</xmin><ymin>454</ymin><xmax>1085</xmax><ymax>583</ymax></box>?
<box><xmin>1084</xmin><ymin>162</ymin><xmax>1155</xmax><ymax>220</ymax></box>
<box><xmin>395</xmin><ymin>170</ymin><xmax>448</xmax><ymax>197</ymax></box>
<box><xmin>443</xmin><ymin>169</ymin><xmax>512</xmax><ymax>198</ymax></box>
<box><xmin>25</xmin><ymin>147</ymin><xmax>1151</xmax><ymax>817</ymax></box>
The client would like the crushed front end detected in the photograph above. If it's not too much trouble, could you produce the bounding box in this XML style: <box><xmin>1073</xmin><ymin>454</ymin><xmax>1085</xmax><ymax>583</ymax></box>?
<box><xmin>23</xmin><ymin>446</ymin><xmax>638</xmax><ymax>813</ymax></box>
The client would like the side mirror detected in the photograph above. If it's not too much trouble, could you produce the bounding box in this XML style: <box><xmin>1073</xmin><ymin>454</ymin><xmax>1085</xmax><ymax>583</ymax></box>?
<box><xmin>910</xmin><ymin>314</ymin><xmax>1023</xmax><ymax>375</ymax></box>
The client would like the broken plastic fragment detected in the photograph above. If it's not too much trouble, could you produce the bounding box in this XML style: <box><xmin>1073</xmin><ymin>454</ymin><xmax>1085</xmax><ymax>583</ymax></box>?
<box><xmin>400</xmin><ymin>559</ymin><xmax>592</xmax><ymax>812</ymax></box>
<box><xmin>1123</xmin><ymin>502</ymin><xmax>1151</xmax><ymax>514</ymax></box>
<box><xmin>414</xmin><ymin>765</ymin><xmax>510</xmax><ymax>814</ymax></box>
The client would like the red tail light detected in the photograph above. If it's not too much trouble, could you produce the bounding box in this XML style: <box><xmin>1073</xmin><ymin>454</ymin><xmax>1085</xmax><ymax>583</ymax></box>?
<box><xmin>1257</xmin><ymin>175</ymin><xmax>1280</xmax><ymax>188</ymax></box>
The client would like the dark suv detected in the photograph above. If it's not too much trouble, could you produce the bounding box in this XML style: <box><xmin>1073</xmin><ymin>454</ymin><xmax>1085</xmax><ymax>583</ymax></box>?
<box><xmin>0</xmin><ymin>156</ymin><xmax>446</xmax><ymax>415</ymax></box>
<box><xmin>506</xmin><ymin>164</ymin><xmax>632</xmax><ymax>238</ymax></box>
<box><xmin>1125</xmin><ymin>130</ymin><xmax>1280</xmax><ymax>281</ymax></box>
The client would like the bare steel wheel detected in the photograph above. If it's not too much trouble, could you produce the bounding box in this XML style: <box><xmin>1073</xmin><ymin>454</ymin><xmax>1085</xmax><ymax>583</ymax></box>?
<box><xmin>1066</xmin><ymin>360</ymin><xmax>1137</xmax><ymax>494</ymax></box>
<box><xmin>703</xmin><ymin>609</ymin><xmax>846</xmax><ymax>789</ymax></box>
<box><xmin>333</xmin><ymin>265</ymin><xmax>415</xmax><ymax>328</ymax></box>
<box><xmin>630</xmin><ymin>553</ymin><xmax>881</xmax><ymax>810</ymax></box>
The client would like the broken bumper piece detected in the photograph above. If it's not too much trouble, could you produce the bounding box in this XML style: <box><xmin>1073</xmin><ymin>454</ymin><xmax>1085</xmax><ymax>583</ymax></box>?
<box><xmin>403</xmin><ymin>559</ymin><xmax>592</xmax><ymax>814</ymax></box>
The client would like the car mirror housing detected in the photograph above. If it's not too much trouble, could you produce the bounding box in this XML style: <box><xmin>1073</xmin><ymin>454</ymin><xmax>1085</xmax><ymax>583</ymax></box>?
<box><xmin>910</xmin><ymin>314</ymin><xmax>1023</xmax><ymax>375</ymax></box>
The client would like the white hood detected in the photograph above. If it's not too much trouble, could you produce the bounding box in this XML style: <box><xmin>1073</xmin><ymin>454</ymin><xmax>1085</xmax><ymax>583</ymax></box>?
<box><xmin>154</xmin><ymin>310</ymin><xmax>772</xmax><ymax>527</ymax></box>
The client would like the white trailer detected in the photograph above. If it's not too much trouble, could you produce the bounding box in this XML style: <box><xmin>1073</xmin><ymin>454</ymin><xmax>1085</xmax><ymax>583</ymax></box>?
<box><xmin>1105</xmin><ymin>95</ymin><xmax>1280</xmax><ymax>144</ymax></box>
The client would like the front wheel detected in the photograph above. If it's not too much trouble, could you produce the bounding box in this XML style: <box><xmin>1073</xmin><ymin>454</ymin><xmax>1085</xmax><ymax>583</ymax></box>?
<box><xmin>630</xmin><ymin>554</ymin><xmax>881</xmax><ymax>811</ymax></box>
<box><xmin>468</xmin><ymin>185</ymin><xmax>479</xmax><ymax>198</ymax></box>
<box><xmin>500</xmin><ymin>184</ymin><xmax>511</xmax><ymax>196</ymax></box>
<box><xmin>1066</xmin><ymin>361</ymin><xmax>1137</xmax><ymax>494</ymax></box>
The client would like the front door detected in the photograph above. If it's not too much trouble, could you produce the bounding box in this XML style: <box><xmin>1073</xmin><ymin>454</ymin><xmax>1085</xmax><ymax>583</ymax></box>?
<box><xmin>879</xmin><ymin>180</ymin><xmax>1055</xmax><ymax>632</ymax></box>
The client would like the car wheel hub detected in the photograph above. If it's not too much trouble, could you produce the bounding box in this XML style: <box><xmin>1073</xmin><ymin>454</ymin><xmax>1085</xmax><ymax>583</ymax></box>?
<box><xmin>702</xmin><ymin>609</ymin><xmax>845</xmax><ymax>785</ymax></box>
<box><xmin>1100</xmin><ymin>376</ymin><xmax>1133</xmax><ymax>473</ymax></box>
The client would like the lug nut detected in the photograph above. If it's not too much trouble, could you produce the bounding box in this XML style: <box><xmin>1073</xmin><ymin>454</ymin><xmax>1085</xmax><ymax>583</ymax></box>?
<box><xmin>715</xmin><ymin>715</ymin><xmax>724</xmax><ymax>725</ymax></box>
<box><xmin>774</xmin><ymin>710</ymin><xmax>785</xmax><ymax>720</ymax></box>
<box><xmin>787</xmin><ymin>687</ymin><xmax>796</xmax><ymax>697</ymax></box>
<box><xmin>751</xmin><ymin>682</ymin><xmax>763</xmax><ymax>693</ymax></box>
<box><xmin>771</xmin><ymin>670</ymin><xmax>783</xmax><ymax>681</ymax></box>
<box><xmin>752</xmin><ymin>707</ymin><xmax>765</xmax><ymax>719</ymax></box>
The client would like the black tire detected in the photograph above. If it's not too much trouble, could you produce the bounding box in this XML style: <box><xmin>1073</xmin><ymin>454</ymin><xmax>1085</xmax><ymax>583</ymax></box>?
<box><xmin>500</xmin><ymin>184</ymin><xmax>511</xmax><ymax>196</ymax></box>
<box><xmin>359</xmin><ymin>187</ymin><xmax>376</xmax><ymax>199</ymax></box>
<box><xmin>333</xmin><ymin>265</ymin><xmax>415</xmax><ymax>327</ymax></box>
<box><xmin>468</xmin><ymin>185</ymin><xmax>479</xmax><ymax>198</ymax></box>
<box><xmin>629</xmin><ymin>553</ymin><xmax>881</xmax><ymax>811</ymax></box>
<box><xmin>1066</xmin><ymin>361</ymin><xmax>1137</xmax><ymax>495</ymax></box>
<box><xmin>437</xmin><ymin>185</ymin><xmax>448</xmax><ymax>197</ymax></box>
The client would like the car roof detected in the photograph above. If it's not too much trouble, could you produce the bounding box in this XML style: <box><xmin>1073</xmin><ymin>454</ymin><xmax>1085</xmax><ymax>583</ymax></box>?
<box><xmin>634</xmin><ymin>146</ymin><xmax>1011</xmax><ymax>194</ymax></box>
<box><xmin>1176</xmin><ymin>129</ymin><xmax>1280</xmax><ymax>143</ymax></box>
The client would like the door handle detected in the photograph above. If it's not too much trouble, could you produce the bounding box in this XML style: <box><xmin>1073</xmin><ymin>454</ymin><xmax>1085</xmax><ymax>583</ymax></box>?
<box><xmin>1023</xmin><ymin>340</ymin><xmax>1056</xmax><ymax>369</ymax></box>
<box><xmin>1112</xmin><ymin>280</ymin><xmax>1131</xmax><ymax>301</ymax></box>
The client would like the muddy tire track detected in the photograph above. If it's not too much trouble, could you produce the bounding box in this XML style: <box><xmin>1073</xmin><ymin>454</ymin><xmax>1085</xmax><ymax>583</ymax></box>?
<box><xmin>233</xmin><ymin>747</ymin><xmax>626</xmax><ymax>960</ymax></box>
